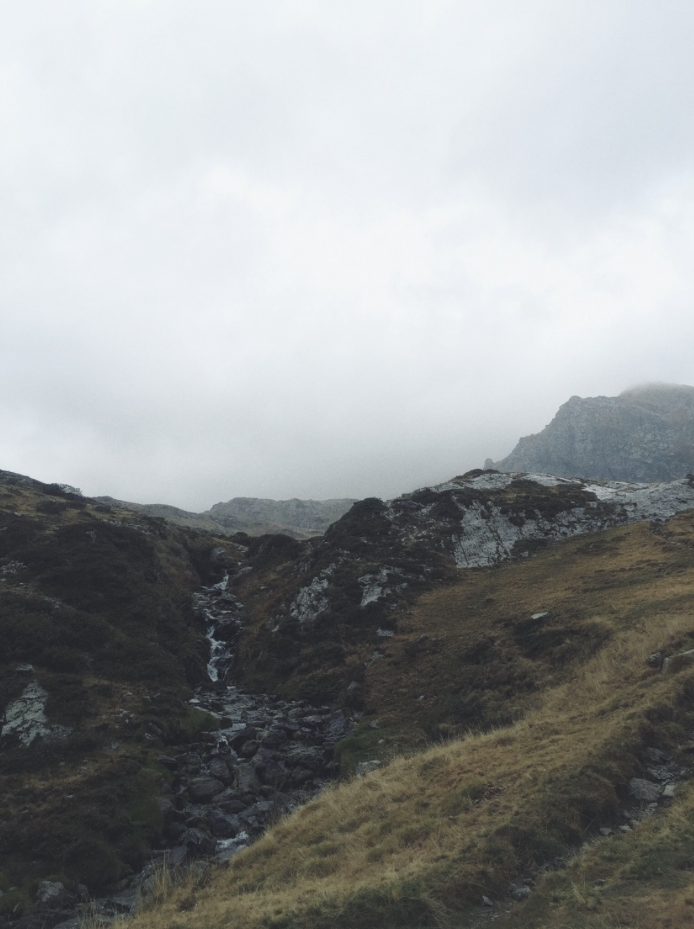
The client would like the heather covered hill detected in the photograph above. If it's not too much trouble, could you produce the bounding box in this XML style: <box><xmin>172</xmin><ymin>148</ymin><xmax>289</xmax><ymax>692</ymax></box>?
<box><xmin>486</xmin><ymin>383</ymin><xmax>694</xmax><ymax>483</ymax></box>
<box><xmin>0</xmin><ymin>469</ymin><xmax>241</xmax><ymax>908</ymax></box>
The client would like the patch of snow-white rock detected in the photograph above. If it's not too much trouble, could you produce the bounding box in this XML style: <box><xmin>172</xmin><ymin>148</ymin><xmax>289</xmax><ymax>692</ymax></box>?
<box><xmin>358</xmin><ymin>566</ymin><xmax>405</xmax><ymax>607</ymax></box>
<box><xmin>289</xmin><ymin>565</ymin><xmax>335</xmax><ymax>623</ymax></box>
<box><xmin>283</xmin><ymin>472</ymin><xmax>694</xmax><ymax>629</ymax></box>
<box><xmin>1</xmin><ymin>681</ymin><xmax>71</xmax><ymax>746</ymax></box>
<box><xmin>429</xmin><ymin>473</ymin><xmax>694</xmax><ymax>569</ymax></box>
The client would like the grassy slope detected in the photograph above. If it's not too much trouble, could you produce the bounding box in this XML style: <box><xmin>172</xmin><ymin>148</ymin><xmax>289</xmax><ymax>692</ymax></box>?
<box><xmin>0</xmin><ymin>475</ymin><xmax>241</xmax><ymax>910</ymax></box>
<box><xmin>125</xmin><ymin>511</ymin><xmax>694</xmax><ymax>929</ymax></box>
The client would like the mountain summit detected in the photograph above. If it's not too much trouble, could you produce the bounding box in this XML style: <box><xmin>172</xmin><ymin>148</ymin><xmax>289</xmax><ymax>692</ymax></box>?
<box><xmin>486</xmin><ymin>383</ymin><xmax>694</xmax><ymax>482</ymax></box>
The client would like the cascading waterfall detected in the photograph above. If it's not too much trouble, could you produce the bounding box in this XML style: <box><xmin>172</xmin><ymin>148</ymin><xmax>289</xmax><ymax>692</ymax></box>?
<box><xmin>40</xmin><ymin>573</ymin><xmax>353</xmax><ymax>927</ymax></box>
<box><xmin>206</xmin><ymin>574</ymin><xmax>227</xmax><ymax>682</ymax></box>
<box><xmin>193</xmin><ymin>574</ymin><xmax>240</xmax><ymax>684</ymax></box>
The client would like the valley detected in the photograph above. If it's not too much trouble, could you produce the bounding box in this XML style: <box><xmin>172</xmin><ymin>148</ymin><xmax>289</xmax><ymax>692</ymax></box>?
<box><xmin>4</xmin><ymin>465</ymin><xmax>694</xmax><ymax>927</ymax></box>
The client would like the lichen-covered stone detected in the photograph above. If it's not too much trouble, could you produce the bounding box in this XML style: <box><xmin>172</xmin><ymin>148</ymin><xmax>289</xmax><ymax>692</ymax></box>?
<box><xmin>1</xmin><ymin>681</ymin><xmax>71</xmax><ymax>746</ymax></box>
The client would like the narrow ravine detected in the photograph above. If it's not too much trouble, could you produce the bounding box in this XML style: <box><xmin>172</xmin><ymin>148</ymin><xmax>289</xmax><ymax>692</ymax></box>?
<box><xmin>42</xmin><ymin>577</ymin><xmax>352</xmax><ymax>928</ymax></box>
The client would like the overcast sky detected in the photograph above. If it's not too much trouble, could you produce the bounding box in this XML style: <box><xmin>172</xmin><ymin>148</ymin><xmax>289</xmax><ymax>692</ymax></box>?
<box><xmin>2</xmin><ymin>1</ymin><xmax>694</xmax><ymax>509</ymax></box>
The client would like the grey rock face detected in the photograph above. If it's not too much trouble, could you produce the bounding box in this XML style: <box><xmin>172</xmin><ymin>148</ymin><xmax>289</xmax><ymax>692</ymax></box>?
<box><xmin>207</xmin><ymin>497</ymin><xmax>357</xmax><ymax>538</ymax></box>
<box><xmin>487</xmin><ymin>384</ymin><xmax>694</xmax><ymax>483</ymax></box>
<box><xmin>290</xmin><ymin>568</ymin><xmax>333</xmax><ymax>623</ymax></box>
<box><xmin>94</xmin><ymin>495</ymin><xmax>357</xmax><ymax>540</ymax></box>
<box><xmin>444</xmin><ymin>471</ymin><xmax>694</xmax><ymax>569</ymax></box>
<box><xmin>1</xmin><ymin>681</ymin><xmax>71</xmax><ymax>746</ymax></box>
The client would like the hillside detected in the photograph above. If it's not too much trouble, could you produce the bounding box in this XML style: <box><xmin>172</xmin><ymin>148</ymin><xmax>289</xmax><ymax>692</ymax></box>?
<box><xmin>230</xmin><ymin>469</ymin><xmax>694</xmax><ymax>712</ymax></box>
<box><xmin>95</xmin><ymin>495</ymin><xmax>357</xmax><ymax>541</ymax></box>
<box><xmin>485</xmin><ymin>383</ymin><xmax>694</xmax><ymax>482</ymax></box>
<box><xmin>0</xmin><ymin>469</ymin><xmax>245</xmax><ymax>918</ymax></box>
<box><xmin>122</xmin><ymin>488</ymin><xmax>694</xmax><ymax>929</ymax></box>
<box><xmin>6</xmin><ymin>466</ymin><xmax>694</xmax><ymax>928</ymax></box>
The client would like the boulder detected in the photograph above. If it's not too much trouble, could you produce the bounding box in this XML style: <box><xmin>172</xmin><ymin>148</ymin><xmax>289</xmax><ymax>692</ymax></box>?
<box><xmin>208</xmin><ymin>810</ymin><xmax>240</xmax><ymax>838</ymax></box>
<box><xmin>208</xmin><ymin>758</ymin><xmax>233</xmax><ymax>784</ymax></box>
<box><xmin>629</xmin><ymin>778</ymin><xmax>661</xmax><ymax>802</ymax></box>
<box><xmin>236</xmin><ymin>763</ymin><xmax>261</xmax><ymax>794</ymax></box>
<box><xmin>662</xmin><ymin>649</ymin><xmax>694</xmax><ymax>674</ymax></box>
<box><xmin>180</xmin><ymin>828</ymin><xmax>216</xmax><ymax>856</ymax></box>
<box><xmin>165</xmin><ymin>845</ymin><xmax>188</xmax><ymax>867</ymax></box>
<box><xmin>219</xmin><ymin>797</ymin><xmax>247</xmax><ymax>814</ymax></box>
<box><xmin>325</xmin><ymin>711</ymin><xmax>350</xmax><ymax>742</ymax></box>
<box><xmin>229</xmin><ymin>727</ymin><xmax>257</xmax><ymax>750</ymax></box>
<box><xmin>240</xmin><ymin>739</ymin><xmax>260</xmax><ymax>759</ymax></box>
<box><xmin>288</xmin><ymin>766</ymin><xmax>314</xmax><ymax>787</ymax></box>
<box><xmin>188</xmin><ymin>777</ymin><xmax>226</xmax><ymax>803</ymax></box>
<box><xmin>643</xmin><ymin>747</ymin><xmax>671</xmax><ymax>763</ymax></box>
<box><xmin>261</xmin><ymin>730</ymin><xmax>288</xmax><ymax>749</ymax></box>
<box><xmin>35</xmin><ymin>881</ymin><xmax>67</xmax><ymax>907</ymax></box>
<box><xmin>256</xmin><ymin>758</ymin><xmax>288</xmax><ymax>786</ymax></box>
<box><xmin>285</xmin><ymin>747</ymin><xmax>325</xmax><ymax>773</ymax></box>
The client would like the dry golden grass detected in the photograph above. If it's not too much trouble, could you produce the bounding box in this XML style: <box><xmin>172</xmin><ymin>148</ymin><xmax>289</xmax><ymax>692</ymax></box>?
<box><xmin>123</xmin><ymin>513</ymin><xmax>694</xmax><ymax>929</ymax></box>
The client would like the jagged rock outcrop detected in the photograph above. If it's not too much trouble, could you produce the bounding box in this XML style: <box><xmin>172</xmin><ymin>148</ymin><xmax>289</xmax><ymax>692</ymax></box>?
<box><xmin>1</xmin><ymin>680</ymin><xmax>71</xmax><ymax>747</ymax></box>
<box><xmin>95</xmin><ymin>495</ymin><xmax>357</xmax><ymax>540</ymax></box>
<box><xmin>236</xmin><ymin>469</ymin><xmax>694</xmax><ymax>701</ymax></box>
<box><xmin>485</xmin><ymin>384</ymin><xmax>694</xmax><ymax>482</ymax></box>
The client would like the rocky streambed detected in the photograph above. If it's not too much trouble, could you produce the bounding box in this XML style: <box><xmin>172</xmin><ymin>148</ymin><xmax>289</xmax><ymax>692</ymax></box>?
<box><xmin>4</xmin><ymin>578</ymin><xmax>352</xmax><ymax>929</ymax></box>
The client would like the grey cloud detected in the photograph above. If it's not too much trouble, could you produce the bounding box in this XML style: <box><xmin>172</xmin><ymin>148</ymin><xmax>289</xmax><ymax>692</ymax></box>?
<box><xmin>1</xmin><ymin>1</ymin><xmax>694</xmax><ymax>509</ymax></box>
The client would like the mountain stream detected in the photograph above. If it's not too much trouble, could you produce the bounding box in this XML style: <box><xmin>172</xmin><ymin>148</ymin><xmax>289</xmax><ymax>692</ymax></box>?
<box><xmin>26</xmin><ymin>577</ymin><xmax>352</xmax><ymax>929</ymax></box>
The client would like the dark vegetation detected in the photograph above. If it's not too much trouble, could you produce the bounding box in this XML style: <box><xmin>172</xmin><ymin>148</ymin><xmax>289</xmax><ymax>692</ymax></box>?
<box><xmin>0</xmin><ymin>471</ymin><xmax>241</xmax><ymax>903</ymax></box>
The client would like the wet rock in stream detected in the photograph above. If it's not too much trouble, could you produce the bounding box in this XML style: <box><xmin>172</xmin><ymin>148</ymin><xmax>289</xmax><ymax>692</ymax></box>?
<box><xmin>164</xmin><ymin>681</ymin><xmax>351</xmax><ymax>867</ymax></box>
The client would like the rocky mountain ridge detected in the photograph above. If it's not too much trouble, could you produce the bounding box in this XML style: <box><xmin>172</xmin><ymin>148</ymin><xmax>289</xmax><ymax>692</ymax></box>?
<box><xmin>94</xmin><ymin>494</ymin><xmax>356</xmax><ymax>541</ymax></box>
<box><xmin>486</xmin><ymin>383</ymin><xmax>694</xmax><ymax>482</ymax></box>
